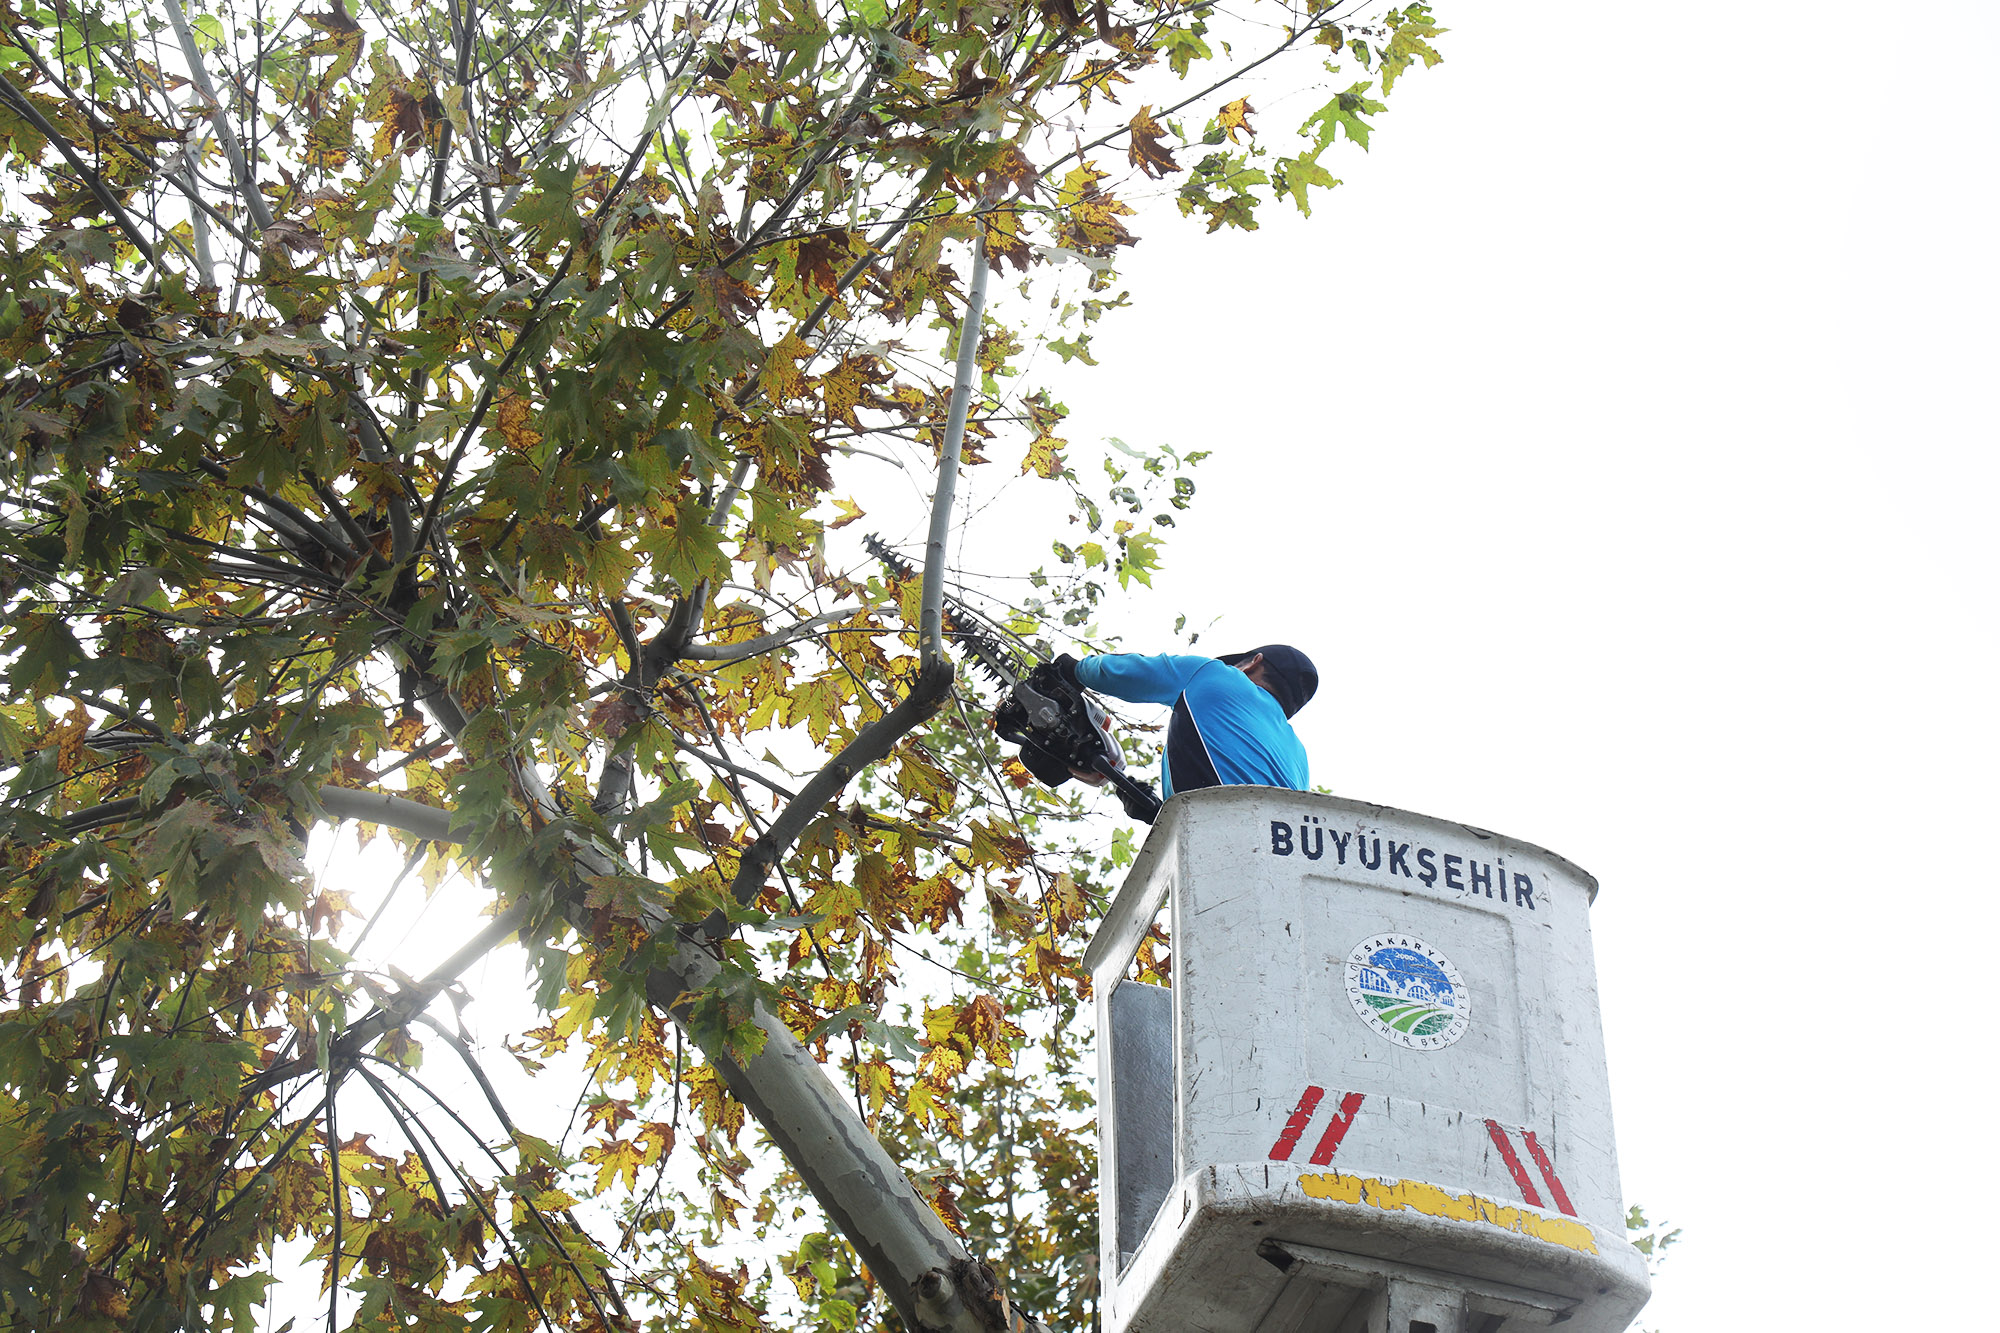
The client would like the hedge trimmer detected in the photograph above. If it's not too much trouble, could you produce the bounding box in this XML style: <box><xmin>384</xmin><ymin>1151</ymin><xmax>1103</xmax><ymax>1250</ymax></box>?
<box><xmin>866</xmin><ymin>535</ymin><xmax>1161</xmax><ymax>824</ymax></box>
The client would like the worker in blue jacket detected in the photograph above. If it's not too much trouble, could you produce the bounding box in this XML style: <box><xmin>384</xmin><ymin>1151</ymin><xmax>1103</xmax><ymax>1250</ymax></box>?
<box><xmin>1046</xmin><ymin>644</ymin><xmax>1316</xmax><ymax>797</ymax></box>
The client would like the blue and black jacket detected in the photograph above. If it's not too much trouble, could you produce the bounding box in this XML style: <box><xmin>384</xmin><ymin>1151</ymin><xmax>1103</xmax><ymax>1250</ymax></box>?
<box><xmin>1075</xmin><ymin>653</ymin><xmax>1309</xmax><ymax>798</ymax></box>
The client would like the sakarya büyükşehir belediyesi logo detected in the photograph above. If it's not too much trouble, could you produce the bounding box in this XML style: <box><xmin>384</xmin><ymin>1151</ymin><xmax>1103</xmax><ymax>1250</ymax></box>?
<box><xmin>1344</xmin><ymin>934</ymin><xmax>1472</xmax><ymax>1050</ymax></box>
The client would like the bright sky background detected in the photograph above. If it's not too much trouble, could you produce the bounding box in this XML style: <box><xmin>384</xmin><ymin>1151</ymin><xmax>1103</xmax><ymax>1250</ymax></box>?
<box><xmin>989</xmin><ymin>0</ymin><xmax>1998</xmax><ymax>1325</ymax></box>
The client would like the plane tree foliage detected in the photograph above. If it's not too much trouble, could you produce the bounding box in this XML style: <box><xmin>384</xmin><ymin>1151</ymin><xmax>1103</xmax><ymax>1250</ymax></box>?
<box><xmin>0</xmin><ymin>0</ymin><xmax>1440</xmax><ymax>1325</ymax></box>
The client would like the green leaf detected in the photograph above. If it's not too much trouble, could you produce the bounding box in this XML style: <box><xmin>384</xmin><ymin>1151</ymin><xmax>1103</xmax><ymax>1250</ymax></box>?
<box><xmin>1046</xmin><ymin>334</ymin><xmax>1098</xmax><ymax>365</ymax></box>
<box><xmin>191</xmin><ymin>13</ymin><xmax>226</xmax><ymax>51</ymax></box>
<box><xmin>1118</xmin><ymin>530</ymin><xmax>1162</xmax><ymax>588</ymax></box>
<box><xmin>0</xmin><ymin>0</ymin><xmax>1443</xmax><ymax>1321</ymax></box>
<box><xmin>1274</xmin><ymin>152</ymin><xmax>1340</xmax><ymax>216</ymax></box>
<box><xmin>1304</xmin><ymin>82</ymin><xmax>1386</xmax><ymax>151</ymax></box>
<box><xmin>1381</xmin><ymin>5</ymin><xmax>1446</xmax><ymax>93</ymax></box>
<box><xmin>505</xmin><ymin>163</ymin><xmax>583</xmax><ymax>250</ymax></box>
<box><xmin>5</xmin><ymin>613</ymin><xmax>84</xmax><ymax>694</ymax></box>
<box><xmin>641</xmin><ymin>496</ymin><xmax>730</xmax><ymax>585</ymax></box>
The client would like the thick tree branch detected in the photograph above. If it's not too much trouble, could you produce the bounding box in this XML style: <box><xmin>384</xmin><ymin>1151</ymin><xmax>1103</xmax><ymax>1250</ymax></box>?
<box><xmin>710</xmin><ymin>655</ymin><xmax>955</xmax><ymax>933</ymax></box>
<box><xmin>920</xmin><ymin>233</ymin><xmax>989</xmax><ymax>668</ymax></box>
<box><xmin>163</xmin><ymin>0</ymin><xmax>277</xmax><ymax>234</ymax></box>
<box><xmin>316</xmin><ymin>785</ymin><xmax>456</xmax><ymax>840</ymax></box>
<box><xmin>349</xmin><ymin>399</ymin><xmax>416</xmax><ymax>561</ymax></box>
<box><xmin>0</xmin><ymin>72</ymin><xmax>159</xmax><ymax>266</ymax></box>
<box><xmin>242</xmin><ymin>905</ymin><xmax>524</xmax><ymax>1095</ymax></box>
<box><xmin>680</xmin><ymin>606</ymin><xmax>859</xmax><ymax>661</ymax></box>
<box><xmin>193</xmin><ymin>457</ymin><xmax>359</xmax><ymax>564</ymax></box>
<box><xmin>643</xmin><ymin>923</ymin><xmax>1047</xmax><ymax>1333</ymax></box>
<box><xmin>306</xmin><ymin>475</ymin><xmax>379</xmax><ymax>560</ymax></box>
<box><xmin>333</xmin><ymin>648</ymin><xmax>1035</xmax><ymax>1330</ymax></box>
<box><xmin>236</xmin><ymin>668</ymin><xmax>1034</xmax><ymax>1333</ymax></box>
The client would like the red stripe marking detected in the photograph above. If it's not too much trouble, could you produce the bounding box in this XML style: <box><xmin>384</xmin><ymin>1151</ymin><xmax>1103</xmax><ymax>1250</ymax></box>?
<box><xmin>1307</xmin><ymin>1092</ymin><xmax>1367</xmax><ymax>1165</ymax></box>
<box><xmin>1484</xmin><ymin>1119</ymin><xmax>1543</xmax><ymax>1207</ymax></box>
<box><xmin>1268</xmin><ymin>1086</ymin><xmax>1325</xmax><ymax>1161</ymax></box>
<box><xmin>1520</xmin><ymin>1130</ymin><xmax>1577</xmax><ymax>1217</ymax></box>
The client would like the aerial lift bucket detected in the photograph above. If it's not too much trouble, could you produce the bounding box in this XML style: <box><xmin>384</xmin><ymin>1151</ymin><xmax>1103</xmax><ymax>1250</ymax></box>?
<box><xmin>1085</xmin><ymin>788</ymin><xmax>1651</xmax><ymax>1333</ymax></box>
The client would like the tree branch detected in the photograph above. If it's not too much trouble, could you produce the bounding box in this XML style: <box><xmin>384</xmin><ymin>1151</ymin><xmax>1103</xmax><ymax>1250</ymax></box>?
<box><xmin>349</xmin><ymin>398</ymin><xmax>416</xmax><ymax>562</ymax></box>
<box><xmin>0</xmin><ymin>23</ymin><xmax>255</xmax><ymax>256</ymax></box>
<box><xmin>253</xmin><ymin>676</ymin><xmax>1037</xmax><ymax>1333</ymax></box>
<box><xmin>409</xmin><ymin>100</ymin><xmax>671</xmax><ymax>559</ymax></box>
<box><xmin>920</xmin><ymin>233</ymin><xmax>989</xmax><ymax>668</ymax></box>
<box><xmin>163</xmin><ymin>0</ymin><xmax>277</xmax><ymax>234</ymax></box>
<box><xmin>1043</xmin><ymin>12</ymin><xmax>1335</xmax><ymax>176</ymax></box>
<box><xmin>351</xmin><ymin>1063</ymin><xmax>566</xmax><ymax>1333</ymax></box>
<box><xmin>707</xmin><ymin>655</ymin><xmax>955</xmax><ymax>934</ymax></box>
<box><xmin>316</xmin><ymin>784</ymin><xmax>456</xmax><ymax>841</ymax></box>
<box><xmin>241</xmin><ymin>905</ymin><xmax>524</xmax><ymax>1095</ymax></box>
<box><xmin>0</xmin><ymin>72</ymin><xmax>159</xmax><ymax>266</ymax></box>
<box><xmin>680</xmin><ymin>606</ymin><xmax>859</xmax><ymax>661</ymax></box>
<box><xmin>410</xmin><ymin>1012</ymin><xmax>635</xmax><ymax>1326</ymax></box>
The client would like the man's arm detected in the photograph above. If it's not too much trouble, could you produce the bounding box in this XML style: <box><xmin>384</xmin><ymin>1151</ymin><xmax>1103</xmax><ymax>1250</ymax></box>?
<box><xmin>1064</xmin><ymin>652</ymin><xmax>1211</xmax><ymax>706</ymax></box>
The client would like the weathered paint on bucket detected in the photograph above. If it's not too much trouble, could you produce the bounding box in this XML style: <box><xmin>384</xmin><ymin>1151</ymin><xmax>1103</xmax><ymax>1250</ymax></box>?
<box><xmin>1086</xmin><ymin>787</ymin><xmax>1650</xmax><ymax>1333</ymax></box>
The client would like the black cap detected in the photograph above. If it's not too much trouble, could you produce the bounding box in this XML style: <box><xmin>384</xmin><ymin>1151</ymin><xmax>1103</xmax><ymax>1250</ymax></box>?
<box><xmin>1218</xmin><ymin>644</ymin><xmax>1318</xmax><ymax>718</ymax></box>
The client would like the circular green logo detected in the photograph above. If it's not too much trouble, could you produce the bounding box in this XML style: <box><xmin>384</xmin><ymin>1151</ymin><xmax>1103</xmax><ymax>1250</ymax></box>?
<box><xmin>1344</xmin><ymin>934</ymin><xmax>1471</xmax><ymax>1051</ymax></box>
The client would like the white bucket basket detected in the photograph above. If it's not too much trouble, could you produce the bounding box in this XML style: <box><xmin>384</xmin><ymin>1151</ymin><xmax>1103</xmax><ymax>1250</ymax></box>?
<box><xmin>1085</xmin><ymin>788</ymin><xmax>1650</xmax><ymax>1333</ymax></box>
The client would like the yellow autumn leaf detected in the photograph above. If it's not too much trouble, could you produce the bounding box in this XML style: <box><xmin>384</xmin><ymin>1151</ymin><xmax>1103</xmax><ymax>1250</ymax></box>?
<box><xmin>760</xmin><ymin>329</ymin><xmax>813</xmax><ymax>404</ymax></box>
<box><xmin>1217</xmin><ymin>96</ymin><xmax>1256</xmax><ymax>143</ymax></box>
<box><xmin>1022</xmin><ymin>431</ymin><xmax>1065</xmax><ymax>479</ymax></box>
<box><xmin>385</xmin><ymin>712</ymin><xmax>427</xmax><ymax>751</ymax></box>
<box><xmin>791</xmin><ymin>675</ymin><xmax>844</xmax><ymax>745</ymax></box>
<box><xmin>51</xmin><ymin>700</ymin><xmax>90</xmax><ymax>778</ymax></box>
<box><xmin>494</xmin><ymin>388</ymin><xmax>541</xmax><ymax>452</ymax></box>
<box><xmin>583</xmin><ymin>1137</ymin><xmax>645</xmax><ymax>1191</ymax></box>
<box><xmin>554</xmin><ymin>990</ymin><xmax>597</xmax><ymax>1039</ymax></box>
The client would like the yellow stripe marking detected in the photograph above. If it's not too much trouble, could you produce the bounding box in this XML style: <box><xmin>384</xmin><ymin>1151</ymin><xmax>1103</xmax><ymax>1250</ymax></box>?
<box><xmin>1296</xmin><ymin>1170</ymin><xmax>1599</xmax><ymax>1255</ymax></box>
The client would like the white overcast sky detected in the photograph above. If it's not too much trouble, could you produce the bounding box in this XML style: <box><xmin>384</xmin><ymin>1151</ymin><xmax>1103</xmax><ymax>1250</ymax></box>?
<box><xmin>960</xmin><ymin>0</ymin><xmax>1998</xmax><ymax>1326</ymax></box>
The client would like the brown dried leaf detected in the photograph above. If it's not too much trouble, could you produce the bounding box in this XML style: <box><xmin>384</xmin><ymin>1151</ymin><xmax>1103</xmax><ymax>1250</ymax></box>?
<box><xmin>696</xmin><ymin>266</ymin><xmax>760</xmax><ymax>325</ymax></box>
<box><xmin>794</xmin><ymin>234</ymin><xmax>845</xmax><ymax>295</ymax></box>
<box><xmin>1127</xmin><ymin>105</ymin><xmax>1182</xmax><ymax>178</ymax></box>
<box><xmin>261</xmin><ymin>219</ymin><xmax>327</xmax><ymax>258</ymax></box>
